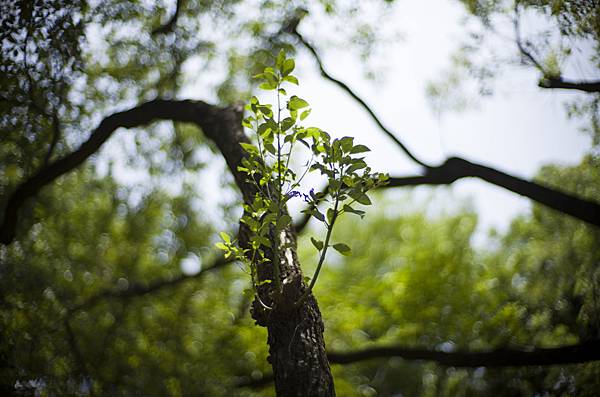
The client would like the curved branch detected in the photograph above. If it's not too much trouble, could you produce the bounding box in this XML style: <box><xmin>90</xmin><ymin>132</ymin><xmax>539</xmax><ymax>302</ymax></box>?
<box><xmin>151</xmin><ymin>0</ymin><xmax>183</xmax><ymax>35</ymax></box>
<box><xmin>385</xmin><ymin>157</ymin><xmax>600</xmax><ymax>227</ymax></box>
<box><xmin>289</xmin><ymin>20</ymin><xmax>600</xmax><ymax>227</ymax></box>
<box><xmin>513</xmin><ymin>3</ymin><xmax>546</xmax><ymax>73</ymax></box>
<box><xmin>291</xmin><ymin>28</ymin><xmax>430</xmax><ymax>168</ymax></box>
<box><xmin>0</xmin><ymin>99</ymin><xmax>244</xmax><ymax>245</ymax></box>
<box><xmin>238</xmin><ymin>339</ymin><xmax>600</xmax><ymax>388</ymax></box>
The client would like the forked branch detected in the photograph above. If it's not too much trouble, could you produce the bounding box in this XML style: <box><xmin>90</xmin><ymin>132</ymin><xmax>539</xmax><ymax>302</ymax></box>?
<box><xmin>292</xmin><ymin>28</ymin><xmax>600</xmax><ymax>228</ymax></box>
<box><xmin>0</xmin><ymin>99</ymin><xmax>245</xmax><ymax>245</ymax></box>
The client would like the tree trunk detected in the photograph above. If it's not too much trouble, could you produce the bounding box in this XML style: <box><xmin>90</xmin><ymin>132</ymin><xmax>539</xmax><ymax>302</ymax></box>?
<box><xmin>204</xmin><ymin>104</ymin><xmax>335</xmax><ymax>396</ymax></box>
<box><xmin>0</xmin><ymin>96</ymin><xmax>336</xmax><ymax>395</ymax></box>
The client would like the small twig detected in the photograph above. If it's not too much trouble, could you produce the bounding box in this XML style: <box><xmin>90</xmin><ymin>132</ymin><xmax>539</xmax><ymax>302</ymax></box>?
<box><xmin>513</xmin><ymin>2</ymin><xmax>546</xmax><ymax>73</ymax></box>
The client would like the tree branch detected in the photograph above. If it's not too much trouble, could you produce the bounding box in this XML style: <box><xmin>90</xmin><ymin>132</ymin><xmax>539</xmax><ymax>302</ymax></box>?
<box><xmin>539</xmin><ymin>77</ymin><xmax>600</xmax><ymax>93</ymax></box>
<box><xmin>514</xmin><ymin>4</ymin><xmax>600</xmax><ymax>94</ymax></box>
<box><xmin>0</xmin><ymin>99</ymin><xmax>244</xmax><ymax>245</ymax></box>
<box><xmin>384</xmin><ymin>157</ymin><xmax>600</xmax><ymax>227</ymax></box>
<box><xmin>151</xmin><ymin>0</ymin><xmax>183</xmax><ymax>35</ymax></box>
<box><xmin>327</xmin><ymin>339</ymin><xmax>600</xmax><ymax>367</ymax></box>
<box><xmin>238</xmin><ymin>339</ymin><xmax>600</xmax><ymax>388</ymax></box>
<box><xmin>289</xmin><ymin>19</ymin><xmax>600</xmax><ymax>228</ymax></box>
<box><xmin>67</xmin><ymin>256</ymin><xmax>231</xmax><ymax>314</ymax></box>
<box><xmin>513</xmin><ymin>3</ymin><xmax>546</xmax><ymax>74</ymax></box>
<box><xmin>291</xmin><ymin>28</ymin><xmax>430</xmax><ymax>168</ymax></box>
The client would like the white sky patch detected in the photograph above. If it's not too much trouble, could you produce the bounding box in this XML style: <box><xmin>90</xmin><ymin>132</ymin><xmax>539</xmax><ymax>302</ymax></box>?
<box><xmin>181</xmin><ymin>253</ymin><xmax>202</xmax><ymax>275</ymax></box>
<box><xmin>99</xmin><ymin>0</ymin><xmax>594</xmax><ymax>240</ymax></box>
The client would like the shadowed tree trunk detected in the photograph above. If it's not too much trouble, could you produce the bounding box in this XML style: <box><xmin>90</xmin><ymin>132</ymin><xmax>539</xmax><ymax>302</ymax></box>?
<box><xmin>209</xmin><ymin>104</ymin><xmax>335</xmax><ymax>397</ymax></box>
<box><xmin>0</xmin><ymin>98</ymin><xmax>335</xmax><ymax>396</ymax></box>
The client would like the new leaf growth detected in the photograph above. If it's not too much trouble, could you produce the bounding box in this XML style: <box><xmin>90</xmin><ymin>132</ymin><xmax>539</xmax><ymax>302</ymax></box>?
<box><xmin>217</xmin><ymin>50</ymin><xmax>388</xmax><ymax>308</ymax></box>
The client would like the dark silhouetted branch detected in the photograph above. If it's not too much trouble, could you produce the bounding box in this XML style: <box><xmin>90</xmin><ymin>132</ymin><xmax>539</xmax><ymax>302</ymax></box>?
<box><xmin>327</xmin><ymin>339</ymin><xmax>600</xmax><ymax>367</ymax></box>
<box><xmin>151</xmin><ymin>0</ymin><xmax>183</xmax><ymax>35</ymax></box>
<box><xmin>290</xmin><ymin>19</ymin><xmax>600</xmax><ymax>228</ymax></box>
<box><xmin>68</xmin><ymin>256</ymin><xmax>232</xmax><ymax>314</ymax></box>
<box><xmin>0</xmin><ymin>99</ymin><xmax>241</xmax><ymax>245</ymax></box>
<box><xmin>513</xmin><ymin>4</ymin><xmax>545</xmax><ymax>73</ymax></box>
<box><xmin>539</xmin><ymin>77</ymin><xmax>600</xmax><ymax>93</ymax></box>
<box><xmin>385</xmin><ymin>157</ymin><xmax>600</xmax><ymax>227</ymax></box>
<box><xmin>238</xmin><ymin>339</ymin><xmax>600</xmax><ymax>388</ymax></box>
<box><xmin>291</xmin><ymin>28</ymin><xmax>430</xmax><ymax>168</ymax></box>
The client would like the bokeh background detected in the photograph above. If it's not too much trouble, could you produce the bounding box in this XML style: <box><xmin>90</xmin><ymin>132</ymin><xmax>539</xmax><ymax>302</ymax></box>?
<box><xmin>1</xmin><ymin>0</ymin><xmax>599</xmax><ymax>395</ymax></box>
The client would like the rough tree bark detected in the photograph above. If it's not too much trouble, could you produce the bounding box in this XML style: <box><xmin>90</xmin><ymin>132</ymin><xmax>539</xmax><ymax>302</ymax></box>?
<box><xmin>205</xmin><ymin>104</ymin><xmax>335</xmax><ymax>397</ymax></box>
<box><xmin>0</xmin><ymin>98</ymin><xmax>335</xmax><ymax>396</ymax></box>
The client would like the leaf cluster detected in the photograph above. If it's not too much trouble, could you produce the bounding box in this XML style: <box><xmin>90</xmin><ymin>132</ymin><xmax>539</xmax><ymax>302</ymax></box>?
<box><xmin>217</xmin><ymin>51</ymin><xmax>388</xmax><ymax>302</ymax></box>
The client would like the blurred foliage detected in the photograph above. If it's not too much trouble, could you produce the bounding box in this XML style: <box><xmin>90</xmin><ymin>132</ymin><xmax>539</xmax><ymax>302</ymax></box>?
<box><xmin>1</xmin><ymin>0</ymin><xmax>599</xmax><ymax>396</ymax></box>
<box><xmin>1</xmin><ymin>155</ymin><xmax>599</xmax><ymax>395</ymax></box>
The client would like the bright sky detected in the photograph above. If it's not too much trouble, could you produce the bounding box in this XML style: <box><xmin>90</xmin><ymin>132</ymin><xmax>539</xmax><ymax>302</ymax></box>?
<box><xmin>282</xmin><ymin>0</ymin><xmax>592</xmax><ymax>235</ymax></box>
<box><xmin>106</xmin><ymin>0</ymin><xmax>593</xmax><ymax>245</ymax></box>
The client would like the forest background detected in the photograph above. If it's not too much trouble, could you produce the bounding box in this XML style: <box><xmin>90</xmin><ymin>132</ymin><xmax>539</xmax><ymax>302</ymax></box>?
<box><xmin>1</xmin><ymin>0</ymin><xmax>599</xmax><ymax>395</ymax></box>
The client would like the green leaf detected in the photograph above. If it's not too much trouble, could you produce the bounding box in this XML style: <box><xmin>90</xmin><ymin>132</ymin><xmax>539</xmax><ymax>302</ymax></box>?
<box><xmin>288</xmin><ymin>96</ymin><xmax>309</xmax><ymax>110</ymax></box>
<box><xmin>311</xmin><ymin>209</ymin><xmax>325</xmax><ymax>222</ymax></box>
<box><xmin>350</xmin><ymin>144</ymin><xmax>370</xmax><ymax>154</ymax></box>
<box><xmin>240</xmin><ymin>142</ymin><xmax>258</xmax><ymax>153</ymax></box>
<box><xmin>242</xmin><ymin>118</ymin><xmax>253</xmax><ymax>129</ymax></box>
<box><xmin>259</xmin><ymin>82</ymin><xmax>277</xmax><ymax>90</ymax></box>
<box><xmin>219</xmin><ymin>232</ymin><xmax>231</xmax><ymax>243</ymax></box>
<box><xmin>283</xmin><ymin>75</ymin><xmax>299</xmax><ymax>85</ymax></box>
<box><xmin>265</xmin><ymin>143</ymin><xmax>276</xmax><ymax>154</ymax></box>
<box><xmin>332</xmin><ymin>243</ymin><xmax>352</xmax><ymax>256</ymax></box>
<box><xmin>326</xmin><ymin>208</ymin><xmax>336</xmax><ymax>224</ymax></box>
<box><xmin>349</xmin><ymin>190</ymin><xmax>372</xmax><ymax>205</ymax></box>
<box><xmin>300</xmin><ymin>108</ymin><xmax>311</xmax><ymax>121</ymax></box>
<box><xmin>311</xmin><ymin>237</ymin><xmax>324</xmax><ymax>251</ymax></box>
<box><xmin>340</xmin><ymin>136</ymin><xmax>354</xmax><ymax>152</ymax></box>
<box><xmin>347</xmin><ymin>160</ymin><xmax>367</xmax><ymax>173</ymax></box>
<box><xmin>276</xmin><ymin>49</ymin><xmax>286</xmax><ymax>70</ymax></box>
<box><xmin>215</xmin><ymin>242</ymin><xmax>228</xmax><ymax>250</ymax></box>
<box><xmin>276</xmin><ymin>214</ymin><xmax>292</xmax><ymax>230</ymax></box>
<box><xmin>281</xmin><ymin>117</ymin><xmax>294</xmax><ymax>131</ymax></box>
<box><xmin>343</xmin><ymin>204</ymin><xmax>365</xmax><ymax>218</ymax></box>
<box><xmin>282</xmin><ymin>59</ymin><xmax>295</xmax><ymax>76</ymax></box>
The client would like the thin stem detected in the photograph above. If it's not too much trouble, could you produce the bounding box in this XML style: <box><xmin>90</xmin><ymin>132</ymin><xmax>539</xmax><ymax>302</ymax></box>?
<box><xmin>273</xmin><ymin>83</ymin><xmax>283</xmax><ymax>293</ymax></box>
<box><xmin>306</xmin><ymin>194</ymin><xmax>339</xmax><ymax>293</ymax></box>
<box><xmin>296</xmin><ymin>146</ymin><xmax>342</xmax><ymax>306</ymax></box>
<box><xmin>254</xmin><ymin>119</ymin><xmax>272</xmax><ymax>200</ymax></box>
<box><xmin>285</xmin><ymin>153</ymin><xmax>314</xmax><ymax>195</ymax></box>
<box><xmin>250</xmin><ymin>242</ymin><xmax>273</xmax><ymax>311</ymax></box>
